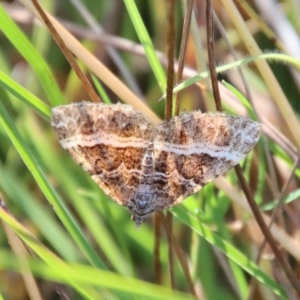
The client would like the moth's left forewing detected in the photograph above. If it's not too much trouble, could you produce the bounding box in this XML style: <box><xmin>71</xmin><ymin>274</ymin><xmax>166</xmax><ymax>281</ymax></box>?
<box><xmin>51</xmin><ymin>102</ymin><xmax>155</xmax><ymax>206</ymax></box>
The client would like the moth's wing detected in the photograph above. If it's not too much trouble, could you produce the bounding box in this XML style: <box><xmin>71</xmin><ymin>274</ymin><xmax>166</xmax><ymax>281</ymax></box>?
<box><xmin>153</xmin><ymin>111</ymin><xmax>261</xmax><ymax>209</ymax></box>
<box><xmin>51</xmin><ymin>101</ymin><xmax>155</xmax><ymax>206</ymax></box>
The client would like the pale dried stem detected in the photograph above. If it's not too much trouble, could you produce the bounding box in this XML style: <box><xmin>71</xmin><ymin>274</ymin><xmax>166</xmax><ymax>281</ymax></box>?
<box><xmin>220</xmin><ymin>0</ymin><xmax>300</xmax><ymax>148</ymax></box>
<box><xmin>31</xmin><ymin>0</ymin><xmax>100</xmax><ymax>104</ymax></box>
<box><xmin>247</xmin><ymin>158</ymin><xmax>300</xmax><ymax>299</ymax></box>
<box><xmin>0</xmin><ymin>196</ymin><xmax>43</xmax><ymax>300</ymax></box>
<box><xmin>18</xmin><ymin>0</ymin><xmax>160</xmax><ymax>123</ymax></box>
<box><xmin>214</xmin><ymin>177</ymin><xmax>300</xmax><ymax>262</ymax></box>
<box><xmin>234</xmin><ymin>164</ymin><xmax>300</xmax><ymax>295</ymax></box>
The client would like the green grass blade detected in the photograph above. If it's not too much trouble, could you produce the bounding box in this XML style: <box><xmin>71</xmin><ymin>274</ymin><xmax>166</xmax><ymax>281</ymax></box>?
<box><xmin>172</xmin><ymin>53</ymin><xmax>300</xmax><ymax>96</ymax></box>
<box><xmin>0</xmin><ymin>99</ymin><xmax>105</xmax><ymax>269</ymax></box>
<box><xmin>123</xmin><ymin>0</ymin><xmax>166</xmax><ymax>91</ymax></box>
<box><xmin>0</xmin><ymin>248</ymin><xmax>195</xmax><ymax>300</ymax></box>
<box><xmin>0</xmin><ymin>71</ymin><xmax>50</xmax><ymax>118</ymax></box>
<box><xmin>203</xmin><ymin>185</ymin><xmax>248</xmax><ymax>299</ymax></box>
<box><xmin>26</xmin><ymin>115</ymin><xmax>134</xmax><ymax>275</ymax></box>
<box><xmin>171</xmin><ymin>205</ymin><xmax>288</xmax><ymax>299</ymax></box>
<box><xmin>0</xmin><ymin>4</ymin><xmax>63</xmax><ymax>106</ymax></box>
<box><xmin>261</xmin><ymin>188</ymin><xmax>300</xmax><ymax>211</ymax></box>
<box><xmin>0</xmin><ymin>163</ymin><xmax>79</xmax><ymax>261</ymax></box>
<box><xmin>0</xmin><ymin>207</ymin><xmax>193</xmax><ymax>300</ymax></box>
<box><xmin>0</xmin><ymin>210</ymin><xmax>104</xmax><ymax>300</ymax></box>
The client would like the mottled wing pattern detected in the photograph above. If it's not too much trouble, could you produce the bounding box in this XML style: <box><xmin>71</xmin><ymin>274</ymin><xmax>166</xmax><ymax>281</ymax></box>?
<box><xmin>51</xmin><ymin>102</ymin><xmax>155</xmax><ymax>206</ymax></box>
<box><xmin>153</xmin><ymin>111</ymin><xmax>261</xmax><ymax>209</ymax></box>
<box><xmin>51</xmin><ymin>102</ymin><xmax>261</xmax><ymax>226</ymax></box>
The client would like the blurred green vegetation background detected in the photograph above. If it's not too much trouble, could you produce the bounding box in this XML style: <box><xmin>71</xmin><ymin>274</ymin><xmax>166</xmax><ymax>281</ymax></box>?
<box><xmin>0</xmin><ymin>0</ymin><xmax>300</xmax><ymax>299</ymax></box>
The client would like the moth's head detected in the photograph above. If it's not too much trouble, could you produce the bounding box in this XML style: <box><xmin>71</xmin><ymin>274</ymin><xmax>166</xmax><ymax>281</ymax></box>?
<box><xmin>127</xmin><ymin>184</ymin><xmax>155</xmax><ymax>229</ymax></box>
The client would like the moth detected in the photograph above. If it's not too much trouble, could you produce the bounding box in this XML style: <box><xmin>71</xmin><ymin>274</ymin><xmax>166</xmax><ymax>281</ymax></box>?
<box><xmin>51</xmin><ymin>101</ymin><xmax>261</xmax><ymax>227</ymax></box>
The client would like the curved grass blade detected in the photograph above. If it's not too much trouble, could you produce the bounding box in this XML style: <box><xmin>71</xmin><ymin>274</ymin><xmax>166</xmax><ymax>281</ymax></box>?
<box><xmin>171</xmin><ymin>205</ymin><xmax>288</xmax><ymax>299</ymax></box>
<box><xmin>0</xmin><ymin>99</ymin><xmax>105</xmax><ymax>269</ymax></box>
